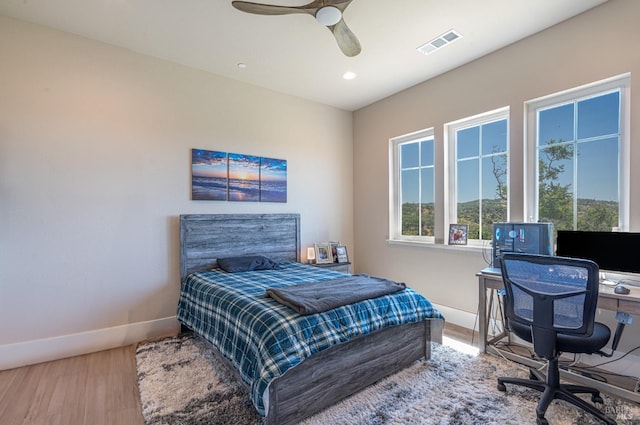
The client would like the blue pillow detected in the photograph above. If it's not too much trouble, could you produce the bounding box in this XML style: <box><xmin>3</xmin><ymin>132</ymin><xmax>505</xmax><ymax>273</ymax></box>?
<box><xmin>217</xmin><ymin>255</ymin><xmax>279</xmax><ymax>273</ymax></box>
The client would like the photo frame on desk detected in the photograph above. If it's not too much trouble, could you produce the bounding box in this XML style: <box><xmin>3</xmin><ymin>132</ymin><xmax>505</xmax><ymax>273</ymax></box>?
<box><xmin>448</xmin><ymin>224</ymin><xmax>468</xmax><ymax>245</ymax></box>
<box><xmin>314</xmin><ymin>243</ymin><xmax>333</xmax><ymax>264</ymax></box>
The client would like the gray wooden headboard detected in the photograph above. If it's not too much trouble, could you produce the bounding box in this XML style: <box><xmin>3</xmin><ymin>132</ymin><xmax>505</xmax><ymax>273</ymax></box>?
<box><xmin>179</xmin><ymin>213</ymin><xmax>301</xmax><ymax>281</ymax></box>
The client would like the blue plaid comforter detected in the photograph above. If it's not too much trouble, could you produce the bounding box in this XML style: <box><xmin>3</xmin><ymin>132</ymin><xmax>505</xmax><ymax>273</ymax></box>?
<box><xmin>176</xmin><ymin>261</ymin><xmax>443</xmax><ymax>416</ymax></box>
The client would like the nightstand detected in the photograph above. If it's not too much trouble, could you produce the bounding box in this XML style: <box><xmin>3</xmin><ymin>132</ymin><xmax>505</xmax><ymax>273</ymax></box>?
<box><xmin>311</xmin><ymin>262</ymin><xmax>352</xmax><ymax>274</ymax></box>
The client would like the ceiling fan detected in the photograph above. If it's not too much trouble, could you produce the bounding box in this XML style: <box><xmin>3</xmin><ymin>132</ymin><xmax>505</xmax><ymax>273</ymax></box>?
<box><xmin>231</xmin><ymin>0</ymin><xmax>361</xmax><ymax>57</ymax></box>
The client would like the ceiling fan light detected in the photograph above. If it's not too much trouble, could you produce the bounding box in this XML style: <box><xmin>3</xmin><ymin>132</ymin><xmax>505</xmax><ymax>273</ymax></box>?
<box><xmin>316</xmin><ymin>6</ymin><xmax>342</xmax><ymax>26</ymax></box>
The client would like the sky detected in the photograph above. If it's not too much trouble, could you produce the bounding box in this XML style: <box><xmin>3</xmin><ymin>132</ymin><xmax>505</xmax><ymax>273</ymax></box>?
<box><xmin>191</xmin><ymin>149</ymin><xmax>227</xmax><ymax>178</ymax></box>
<box><xmin>400</xmin><ymin>90</ymin><xmax>620</xmax><ymax>205</ymax></box>
<box><xmin>259</xmin><ymin>157</ymin><xmax>287</xmax><ymax>182</ymax></box>
<box><xmin>538</xmin><ymin>90</ymin><xmax>619</xmax><ymax>201</ymax></box>
<box><xmin>228</xmin><ymin>153</ymin><xmax>260</xmax><ymax>181</ymax></box>
<box><xmin>191</xmin><ymin>149</ymin><xmax>286</xmax><ymax>182</ymax></box>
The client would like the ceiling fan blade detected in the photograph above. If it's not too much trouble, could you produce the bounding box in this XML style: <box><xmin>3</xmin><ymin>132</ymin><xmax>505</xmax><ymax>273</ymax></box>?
<box><xmin>233</xmin><ymin>0</ymin><xmax>362</xmax><ymax>57</ymax></box>
<box><xmin>232</xmin><ymin>1</ymin><xmax>308</xmax><ymax>16</ymax></box>
<box><xmin>330</xmin><ymin>18</ymin><xmax>361</xmax><ymax>57</ymax></box>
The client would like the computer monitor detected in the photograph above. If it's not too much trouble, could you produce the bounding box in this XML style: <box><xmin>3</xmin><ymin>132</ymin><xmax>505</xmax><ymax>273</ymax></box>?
<box><xmin>492</xmin><ymin>222</ymin><xmax>554</xmax><ymax>268</ymax></box>
<box><xmin>556</xmin><ymin>231</ymin><xmax>640</xmax><ymax>274</ymax></box>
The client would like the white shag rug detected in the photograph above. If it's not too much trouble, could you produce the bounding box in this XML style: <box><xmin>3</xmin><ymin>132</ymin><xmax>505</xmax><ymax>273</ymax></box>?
<box><xmin>136</xmin><ymin>334</ymin><xmax>640</xmax><ymax>425</ymax></box>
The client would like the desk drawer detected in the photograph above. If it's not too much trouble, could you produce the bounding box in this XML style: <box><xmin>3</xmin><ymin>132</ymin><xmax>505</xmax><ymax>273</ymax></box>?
<box><xmin>597</xmin><ymin>297</ymin><xmax>618</xmax><ymax>311</ymax></box>
<box><xmin>619</xmin><ymin>299</ymin><xmax>640</xmax><ymax>315</ymax></box>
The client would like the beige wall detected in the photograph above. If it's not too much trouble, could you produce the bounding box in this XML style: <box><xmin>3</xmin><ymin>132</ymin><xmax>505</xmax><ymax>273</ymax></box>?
<box><xmin>353</xmin><ymin>0</ymin><xmax>640</xmax><ymax>334</ymax></box>
<box><xmin>0</xmin><ymin>15</ymin><xmax>353</xmax><ymax>368</ymax></box>
<box><xmin>3</xmin><ymin>0</ymin><xmax>639</xmax><ymax>369</ymax></box>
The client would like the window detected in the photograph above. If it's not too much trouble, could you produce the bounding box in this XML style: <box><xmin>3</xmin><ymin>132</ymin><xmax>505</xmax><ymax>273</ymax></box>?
<box><xmin>446</xmin><ymin>108</ymin><xmax>509</xmax><ymax>243</ymax></box>
<box><xmin>525</xmin><ymin>74</ymin><xmax>630</xmax><ymax>232</ymax></box>
<box><xmin>389</xmin><ymin>129</ymin><xmax>435</xmax><ymax>242</ymax></box>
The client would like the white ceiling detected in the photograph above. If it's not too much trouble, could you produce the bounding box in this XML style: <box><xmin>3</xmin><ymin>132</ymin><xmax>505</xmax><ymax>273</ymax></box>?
<box><xmin>0</xmin><ymin>0</ymin><xmax>607</xmax><ymax>111</ymax></box>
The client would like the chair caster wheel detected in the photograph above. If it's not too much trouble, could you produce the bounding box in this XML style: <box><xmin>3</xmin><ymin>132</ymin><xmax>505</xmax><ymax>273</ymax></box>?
<box><xmin>497</xmin><ymin>382</ymin><xmax>506</xmax><ymax>392</ymax></box>
<box><xmin>591</xmin><ymin>394</ymin><xmax>603</xmax><ymax>404</ymax></box>
<box><xmin>536</xmin><ymin>416</ymin><xmax>549</xmax><ymax>425</ymax></box>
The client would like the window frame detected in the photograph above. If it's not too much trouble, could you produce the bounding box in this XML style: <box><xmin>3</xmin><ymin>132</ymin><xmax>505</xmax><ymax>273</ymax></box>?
<box><xmin>389</xmin><ymin>128</ymin><xmax>436</xmax><ymax>244</ymax></box>
<box><xmin>445</xmin><ymin>107</ymin><xmax>510</xmax><ymax>247</ymax></box>
<box><xmin>524</xmin><ymin>73</ymin><xmax>631</xmax><ymax>230</ymax></box>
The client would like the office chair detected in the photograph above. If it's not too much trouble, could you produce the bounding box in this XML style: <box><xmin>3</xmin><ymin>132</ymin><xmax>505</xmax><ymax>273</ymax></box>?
<box><xmin>497</xmin><ymin>253</ymin><xmax>616</xmax><ymax>425</ymax></box>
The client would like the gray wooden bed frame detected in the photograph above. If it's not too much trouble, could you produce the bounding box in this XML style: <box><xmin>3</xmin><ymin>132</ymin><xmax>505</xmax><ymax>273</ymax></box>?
<box><xmin>179</xmin><ymin>213</ymin><xmax>444</xmax><ymax>425</ymax></box>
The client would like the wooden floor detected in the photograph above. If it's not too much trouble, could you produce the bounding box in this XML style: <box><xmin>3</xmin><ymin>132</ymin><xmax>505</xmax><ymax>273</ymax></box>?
<box><xmin>0</xmin><ymin>324</ymin><xmax>473</xmax><ymax>425</ymax></box>
<box><xmin>0</xmin><ymin>345</ymin><xmax>145</xmax><ymax>425</ymax></box>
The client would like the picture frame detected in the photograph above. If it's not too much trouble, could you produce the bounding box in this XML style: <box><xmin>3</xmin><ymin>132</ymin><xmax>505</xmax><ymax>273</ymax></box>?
<box><xmin>448</xmin><ymin>224</ymin><xmax>468</xmax><ymax>245</ymax></box>
<box><xmin>191</xmin><ymin>148</ymin><xmax>287</xmax><ymax>203</ymax></box>
<box><xmin>329</xmin><ymin>241</ymin><xmax>341</xmax><ymax>262</ymax></box>
<box><xmin>336</xmin><ymin>245</ymin><xmax>349</xmax><ymax>263</ymax></box>
<box><xmin>314</xmin><ymin>243</ymin><xmax>333</xmax><ymax>264</ymax></box>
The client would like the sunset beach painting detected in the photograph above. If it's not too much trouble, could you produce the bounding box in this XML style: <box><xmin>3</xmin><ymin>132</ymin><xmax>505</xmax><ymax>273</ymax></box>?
<box><xmin>260</xmin><ymin>157</ymin><xmax>287</xmax><ymax>202</ymax></box>
<box><xmin>228</xmin><ymin>153</ymin><xmax>260</xmax><ymax>201</ymax></box>
<box><xmin>191</xmin><ymin>148</ymin><xmax>287</xmax><ymax>202</ymax></box>
<box><xmin>191</xmin><ymin>149</ymin><xmax>228</xmax><ymax>200</ymax></box>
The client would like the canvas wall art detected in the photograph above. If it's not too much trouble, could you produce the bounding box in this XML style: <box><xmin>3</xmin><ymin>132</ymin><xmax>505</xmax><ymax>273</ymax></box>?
<box><xmin>228</xmin><ymin>153</ymin><xmax>261</xmax><ymax>201</ymax></box>
<box><xmin>191</xmin><ymin>149</ymin><xmax>228</xmax><ymax>201</ymax></box>
<box><xmin>191</xmin><ymin>149</ymin><xmax>287</xmax><ymax>203</ymax></box>
<box><xmin>260</xmin><ymin>157</ymin><xmax>287</xmax><ymax>202</ymax></box>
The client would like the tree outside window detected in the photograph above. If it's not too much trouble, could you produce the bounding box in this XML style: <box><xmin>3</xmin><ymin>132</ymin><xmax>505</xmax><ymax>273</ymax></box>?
<box><xmin>400</xmin><ymin>138</ymin><xmax>435</xmax><ymax>237</ymax></box>
<box><xmin>537</xmin><ymin>91</ymin><xmax>620</xmax><ymax>232</ymax></box>
<box><xmin>390</xmin><ymin>128</ymin><xmax>436</xmax><ymax>243</ymax></box>
<box><xmin>449</xmin><ymin>112</ymin><xmax>509</xmax><ymax>242</ymax></box>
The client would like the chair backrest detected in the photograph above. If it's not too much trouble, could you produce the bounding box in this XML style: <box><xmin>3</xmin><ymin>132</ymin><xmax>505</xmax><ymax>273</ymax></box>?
<box><xmin>500</xmin><ymin>253</ymin><xmax>600</xmax><ymax>359</ymax></box>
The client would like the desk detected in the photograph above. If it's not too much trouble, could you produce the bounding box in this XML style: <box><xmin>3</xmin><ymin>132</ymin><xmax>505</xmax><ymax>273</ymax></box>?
<box><xmin>477</xmin><ymin>267</ymin><xmax>640</xmax><ymax>403</ymax></box>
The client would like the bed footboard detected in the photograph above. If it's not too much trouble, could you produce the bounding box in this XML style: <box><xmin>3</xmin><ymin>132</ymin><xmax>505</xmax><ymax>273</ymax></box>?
<box><xmin>266</xmin><ymin>317</ymin><xmax>444</xmax><ymax>425</ymax></box>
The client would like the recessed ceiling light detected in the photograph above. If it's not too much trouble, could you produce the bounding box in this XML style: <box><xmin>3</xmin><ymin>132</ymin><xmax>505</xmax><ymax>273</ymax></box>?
<box><xmin>342</xmin><ymin>71</ymin><xmax>357</xmax><ymax>80</ymax></box>
<box><xmin>237</xmin><ymin>62</ymin><xmax>247</xmax><ymax>69</ymax></box>
<box><xmin>417</xmin><ymin>29</ymin><xmax>462</xmax><ymax>56</ymax></box>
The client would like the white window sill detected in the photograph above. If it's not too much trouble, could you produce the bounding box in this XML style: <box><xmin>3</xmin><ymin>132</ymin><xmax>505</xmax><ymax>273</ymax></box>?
<box><xmin>387</xmin><ymin>238</ymin><xmax>491</xmax><ymax>253</ymax></box>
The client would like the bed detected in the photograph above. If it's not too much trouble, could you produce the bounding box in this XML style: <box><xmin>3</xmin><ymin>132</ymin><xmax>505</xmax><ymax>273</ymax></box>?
<box><xmin>177</xmin><ymin>213</ymin><xmax>444</xmax><ymax>425</ymax></box>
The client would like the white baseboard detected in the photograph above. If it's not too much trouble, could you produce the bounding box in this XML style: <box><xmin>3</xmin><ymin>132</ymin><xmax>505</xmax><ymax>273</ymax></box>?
<box><xmin>433</xmin><ymin>303</ymin><xmax>478</xmax><ymax>331</ymax></box>
<box><xmin>0</xmin><ymin>316</ymin><xmax>180</xmax><ymax>371</ymax></box>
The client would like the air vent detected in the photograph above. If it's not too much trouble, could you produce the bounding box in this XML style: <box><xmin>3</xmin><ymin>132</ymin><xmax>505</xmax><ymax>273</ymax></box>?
<box><xmin>417</xmin><ymin>29</ymin><xmax>462</xmax><ymax>56</ymax></box>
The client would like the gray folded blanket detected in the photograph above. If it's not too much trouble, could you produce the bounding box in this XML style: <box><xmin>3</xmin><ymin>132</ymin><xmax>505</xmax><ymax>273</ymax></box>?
<box><xmin>266</xmin><ymin>274</ymin><xmax>406</xmax><ymax>315</ymax></box>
